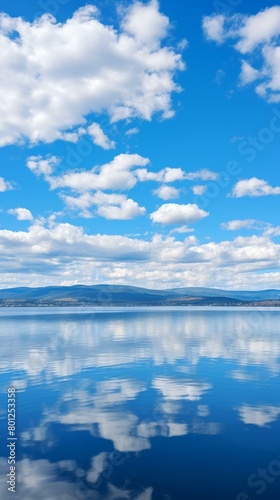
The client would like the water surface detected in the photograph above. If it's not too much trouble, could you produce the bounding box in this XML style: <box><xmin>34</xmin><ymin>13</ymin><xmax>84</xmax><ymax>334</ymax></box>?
<box><xmin>0</xmin><ymin>307</ymin><xmax>280</xmax><ymax>499</ymax></box>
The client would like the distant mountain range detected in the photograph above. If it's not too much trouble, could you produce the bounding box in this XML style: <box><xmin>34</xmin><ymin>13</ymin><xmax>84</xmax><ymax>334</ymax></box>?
<box><xmin>0</xmin><ymin>284</ymin><xmax>280</xmax><ymax>306</ymax></box>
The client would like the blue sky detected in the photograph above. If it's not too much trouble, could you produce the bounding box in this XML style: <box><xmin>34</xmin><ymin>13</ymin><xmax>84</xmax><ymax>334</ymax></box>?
<box><xmin>0</xmin><ymin>0</ymin><xmax>280</xmax><ymax>289</ymax></box>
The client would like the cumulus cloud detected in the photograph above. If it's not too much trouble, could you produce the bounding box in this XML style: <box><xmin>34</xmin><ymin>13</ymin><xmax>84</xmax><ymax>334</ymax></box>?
<box><xmin>97</xmin><ymin>198</ymin><xmax>146</xmax><ymax>220</ymax></box>
<box><xmin>231</xmin><ymin>177</ymin><xmax>280</xmax><ymax>197</ymax></box>
<box><xmin>0</xmin><ymin>2</ymin><xmax>184</xmax><ymax>146</ymax></box>
<box><xmin>87</xmin><ymin>123</ymin><xmax>115</xmax><ymax>150</ymax></box>
<box><xmin>63</xmin><ymin>192</ymin><xmax>145</xmax><ymax>220</ymax></box>
<box><xmin>8</xmin><ymin>208</ymin><xmax>33</xmax><ymax>221</ymax></box>
<box><xmin>27</xmin><ymin>153</ymin><xmax>220</xmax><ymax>222</ymax></box>
<box><xmin>161</xmin><ymin>167</ymin><xmax>186</xmax><ymax>182</ymax></box>
<box><xmin>63</xmin><ymin>191</ymin><xmax>145</xmax><ymax>220</ymax></box>
<box><xmin>192</xmin><ymin>185</ymin><xmax>207</xmax><ymax>195</ymax></box>
<box><xmin>235</xmin><ymin>8</ymin><xmax>280</xmax><ymax>54</ymax></box>
<box><xmin>203</xmin><ymin>6</ymin><xmax>280</xmax><ymax>102</ymax></box>
<box><xmin>153</xmin><ymin>185</ymin><xmax>180</xmax><ymax>200</ymax></box>
<box><xmin>51</xmin><ymin>153</ymin><xmax>150</xmax><ymax>192</ymax></box>
<box><xmin>27</xmin><ymin>156</ymin><xmax>60</xmax><ymax>178</ymax></box>
<box><xmin>28</xmin><ymin>154</ymin><xmax>218</xmax><ymax>203</ymax></box>
<box><xmin>62</xmin><ymin>191</ymin><xmax>120</xmax><ymax>210</ymax></box>
<box><xmin>185</xmin><ymin>169</ymin><xmax>218</xmax><ymax>181</ymax></box>
<box><xmin>221</xmin><ymin>219</ymin><xmax>259</xmax><ymax>231</ymax></box>
<box><xmin>122</xmin><ymin>0</ymin><xmax>169</xmax><ymax>47</ymax></box>
<box><xmin>136</xmin><ymin>166</ymin><xmax>185</xmax><ymax>183</ymax></box>
<box><xmin>202</xmin><ymin>15</ymin><xmax>225</xmax><ymax>43</ymax></box>
<box><xmin>0</xmin><ymin>177</ymin><xmax>12</xmax><ymax>192</ymax></box>
<box><xmin>0</xmin><ymin>221</ymin><xmax>280</xmax><ymax>289</ymax></box>
<box><xmin>221</xmin><ymin>220</ymin><xmax>280</xmax><ymax>237</ymax></box>
<box><xmin>239</xmin><ymin>60</ymin><xmax>260</xmax><ymax>85</ymax></box>
<box><xmin>28</xmin><ymin>154</ymin><xmax>191</xmax><ymax>194</ymax></box>
<box><xmin>170</xmin><ymin>225</ymin><xmax>195</xmax><ymax>234</ymax></box>
<box><xmin>263</xmin><ymin>226</ymin><xmax>280</xmax><ymax>237</ymax></box>
<box><xmin>150</xmin><ymin>203</ymin><xmax>209</xmax><ymax>225</ymax></box>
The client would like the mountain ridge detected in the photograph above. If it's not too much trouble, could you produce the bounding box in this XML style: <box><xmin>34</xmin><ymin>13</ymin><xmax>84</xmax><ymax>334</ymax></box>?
<box><xmin>0</xmin><ymin>284</ymin><xmax>280</xmax><ymax>306</ymax></box>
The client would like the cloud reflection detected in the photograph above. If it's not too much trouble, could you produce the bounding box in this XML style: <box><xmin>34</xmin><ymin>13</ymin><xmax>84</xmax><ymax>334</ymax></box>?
<box><xmin>237</xmin><ymin>404</ymin><xmax>280</xmax><ymax>427</ymax></box>
<box><xmin>0</xmin><ymin>309</ymin><xmax>279</xmax><ymax>392</ymax></box>
<box><xmin>0</xmin><ymin>457</ymin><xmax>153</xmax><ymax>500</ymax></box>
<box><xmin>0</xmin><ymin>309</ymin><xmax>279</xmax><ymax>499</ymax></box>
<box><xmin>153</xmin><ymin>377</ymin><xmax>212</xmax><ymax>401</ymax></box>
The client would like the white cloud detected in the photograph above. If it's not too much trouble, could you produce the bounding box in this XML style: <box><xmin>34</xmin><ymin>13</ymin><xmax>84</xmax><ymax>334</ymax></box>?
<box><xmin>235</xmin><ymin>7</ymin><xmax>280</xmax><ymax>54</ymax></box>
<box><xmin>87</xmin><ymin>123</ymin><xmax>115</xmax><ymax>150</ymax></box>
<box><xmin>202</xmin><ymin>15</ymin><xmax>225</xmax><ymax>43</ymax></box>
<box><xmin>122</xmin><ymin>0</ymin><xmax>169</xmax><ymax>48</ymax></box>
<box><xmin>0</xmin><ymin>3</ymin><xmax>184</xmax><ymax>146</ymax></box>
<box><xmin>150</xmin><ymin>203</ymin><xmax>209</xmax><ymax>225</ymax></box>
<box><xmin>203</xmin><ymin>7</ymin><xmax>280</xmax><ymax>102</ymax></box>
<box><xmin>0</xmin><ymin>177</ymin><xmax>12</xmax><ymax>192</ymax></box>
<box><xmin>26</xmin><ymin>153</ymin><xmax>205</xmax><ymax>222</ymax></box>
<box><xmin>58</xmin><ymin>128</ymin><xmax>85</xmax><ymax>143</ymax></box>
<box><xmin>221</xmin><ymin>219</ymin><xmax>258</xmax><ymax>230</ymax></box>
<box><xmin>27</xmin><ymin>156</ymin><xmax>60</xmax><ymax>178</ymax></box>
<box><xmin>221</xmin><ymin>219</ymin><xmax>280</xmax><ymax>237</ymax></box>
<box><xmin>97</xmin><ymin>198</ymin><xmax>146</xmax><ymax>220</ymax></box>
<box><xmin>170</xmin><ymin>225</ymin><xmax>195</xmax><ymax>234</ymax></box>
<box><xmin>62</xmin><ymin>191</ymin><xmax>120</xmax><ymax>210</ymax></box>
<box><xmin>8</xmin><ymin>208</ymin><xmax>33</xmax><ymax>221</ymax></box>
<box><xmin>153</xmin><ymin>185</ymin><xmax>180</xmax><ymax>200</ymax></box>
<box><xmin>240</xmin><ymin>60</ymin><xmax>260</xmax><ymax>85</ymax></box>
<box><xmin>136</xmin><ymin>166</ymin><xmax>185</xmax><ymax>183</ymax></box>
<box><xmin>214</xmin><ymin>69</ymin><xmax>225</xmax><ymax>84</ymax></box>
<box><xmin>63</xmin><ymin>192</ymin><xmax>145</xmax><ymax>220</ymax></box>
<box><xmin>185</xmin><ymin>169</ymin><xmax>218</xmax><ymax>181</ymax></box>
<box><xmin>51</xmin><ymin>153</ymin><xmax>150</xmax><ymax>192</ymax></box>
<box><xmin>231</xmin><ymin>177</ymin><xmax>280</xmax><ymax>197</ymax></box>
<box><xmin>162</xmin><ymin>167</ymin><xmax>186</xmax><ymax>182</ymax></box>
<box><xmin>28</xmin><ymin>154</ymin><xmax>217</xmax><ymax>200</ymax></box>
<box><xmin>125</xmin><ymin>127</ymin><xmax>139</xmax><ymax>135</ymax></box>
<box><xmin>192</xmin><ymin>185</ymin><xmax>207</xmax><ymax>195</ymax></box>
<box><xmin>263</xmin><ymin>226</ymin><xmax>280</xmax><ymax>237</ymax></box>
<box><xmin>203</xmin><ymin>8</ymin><xmax>280</xmax><ymax>52</ymax></box>
<box><xmin>117</xmin><ymin>165</ymin><xmax>217</xmax><ymax>185</ymax></box>
<box><xmin>1</xmin><ymin>222</ymin><xmax>280</xmax><ymax>289</ymax></box>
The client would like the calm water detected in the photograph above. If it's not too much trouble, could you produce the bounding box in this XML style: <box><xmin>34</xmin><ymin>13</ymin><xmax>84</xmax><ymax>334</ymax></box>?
<box><xmin>0</xmin><ymin>307</ymin><xmax>280</xmax><ymax>499</ymax></box>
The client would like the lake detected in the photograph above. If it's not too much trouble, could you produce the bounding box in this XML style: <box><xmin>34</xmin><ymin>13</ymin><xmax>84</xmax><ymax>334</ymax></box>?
<box><xmin>0</xmin><ymin>307</ymin><xmax>280</xmax><ymax>499</ymax></box>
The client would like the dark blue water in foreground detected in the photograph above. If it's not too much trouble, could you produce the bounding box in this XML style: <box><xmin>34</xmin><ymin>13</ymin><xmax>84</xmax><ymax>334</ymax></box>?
<box><xmin>0</xmin><ymin>307</ymin><xmax>280</xmax><ymax>499</ymax></box>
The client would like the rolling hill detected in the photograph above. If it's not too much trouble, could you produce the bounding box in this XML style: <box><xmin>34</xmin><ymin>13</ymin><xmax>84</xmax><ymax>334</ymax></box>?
<box><xmin>0</xmin><ymin>284</ymin><xmax>280</xmax><ymax>306</ymax></box>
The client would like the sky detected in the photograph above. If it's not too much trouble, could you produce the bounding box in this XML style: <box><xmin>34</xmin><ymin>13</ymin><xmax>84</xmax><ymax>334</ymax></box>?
<box><xmin>0</xmin><ymin>0</ymin><xmax>280</xmax><ymax>290</ymax></box>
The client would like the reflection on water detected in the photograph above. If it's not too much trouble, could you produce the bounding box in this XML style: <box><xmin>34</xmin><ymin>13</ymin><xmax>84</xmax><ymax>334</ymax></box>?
<box><xmin>0</xmin><ymin>307</ymin><xmax>279</xmax><ymax>499</ymax></box>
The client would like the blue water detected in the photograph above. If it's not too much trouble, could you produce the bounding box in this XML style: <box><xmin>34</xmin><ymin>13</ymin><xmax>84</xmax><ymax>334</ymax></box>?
<box><xmin>0</xmin><ymin>307</ymin><xmax>280</xmax><ymax>499</ymax></box>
